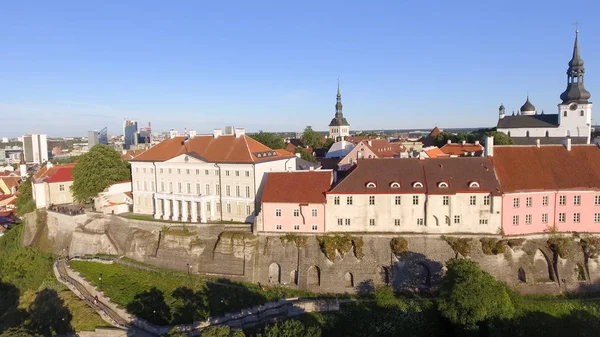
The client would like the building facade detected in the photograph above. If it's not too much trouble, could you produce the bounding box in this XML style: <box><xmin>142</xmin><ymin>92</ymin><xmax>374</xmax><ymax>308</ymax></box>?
<box><xmin>257</xmin><ymin>170</ymin><xmax>333</xmax><ymax>233</ymax></box>
<box><xmin>491</xmin><ymin>140</ymin><xmax>600</xmax><ymax>235</ymax></box>
<box><xmin>328</xmin><ymin>82</ymin><xmax>350</xmax><ymax>140</ymax></box>
<box><xmin>130</xmin><ymin>128</ymin><xmax>296</xmax><ymax>223</ymax></box>
<box><xmin>22</xmin><ymin>134</ymin><xmax>48</xmax><ymax>165</ymax></box>
<box><xmin>123</xmin><ymin>120</ymin><xmax>138</xmax><ymax>150</ymax></box>
<box><xmin>497</xmin><ymin>31</ymin><xmax>592</xmax><ymax>145</ymax></box>
<box><xmin>31</xmin><ymin>163</ymin><xmax>76</xmax><ymax>208</ymax></box>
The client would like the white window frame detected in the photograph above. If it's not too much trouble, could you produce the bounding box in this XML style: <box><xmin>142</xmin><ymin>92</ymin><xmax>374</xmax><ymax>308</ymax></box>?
<box><xmin>574</xmin><ymin>195</ymin><xmax>581</xmax><ymax>206</ymax></box>
<box><xmin>470</xmin><ymin>196</ymin><xmax>476</xmax><ymax>206</ymax></box>
<box><xmin>369</xmin><ymin>219</ymin><xmax>375</xmax><ymax>226</ymax></box>
<box><xmin>453</xmin><ymin>215</ymin><xmax>461</xmax><ymax>224</ymax></box>
<box><xmin>366</xmin><ymin>182</ymin><xmax>377</xmax><ymax>188</ymax></box>
<box><xmin>293</xmin><ymin>209</ymin><xmax>300</xmax><ymax>217</ymax></box>
<box><xmin>275</xmin><ymin>209</ymin><xmax>281</xmax><ymax>217</ymax></box>
<box><xmin>559</xmin><ymin>213</ymin><xmax>566</xmax><ymax>222</ymax></box>
<box><xmin>469</xmin><ymin>181</ymin><xmax>480</xmax><ymax>188</ymax></box>
<box><xmin>312</xmin><ymin>225</ymin><xmax>318</xmax><ymax>231</ymax></box>
<box><xmin>559</xmin><ymin>195</ymin><xmax>566</xmax><ymax>206</ymax></box>
<box><xmin>369</xmin><ymin>196</ymin><xmax>375</xmax><ymax>205</ymax></box>
<box><xmin>390</xmin><ymin>182</ymin><xmax>400</xmax><ymax>188</ymax></box>
<box><xmin>526</xmin><ymin>197</ymin><xmax>532</xmax><ymax>207</ymax></box>
<box><xmin>412</xmin><ymin>195</ymin><xmax>419</xmax><ymax>205</ymax></box>
<box><xmin>395</xmin><ymin>196</ymin><xmax>401</xmax><ymax>205</ymax></box>
<box><xmin>293</xmin><ymin>224</ymin><xmax>300</xmax><ymax>231</ymax></box>
<box><xmin>542</xmin><ymin>213</ymin><xmax>548</xmax><ymax>223</ymax></box>
<box><xmin>438</xmin><ymin>182</ymin><xmax>449</xmax><ymax>188</ymax></box>
<box><xmin>512</xmin><ymin>215</ymin><xmax>519</xmax><ymax>225</ymax></box>
<box><xmin>417</xmin><ymin>218</ymin><xmax>424</xmax><ymax>226</ymax></box>
<box><xmin>413</xmin><ymin>182</ymin><xmax>423</xmax><ymax>188</ymax></box>
<box><xmin>311</xmin><ymin>209</ymin><xmax>318</xmax><ymax>217</ymax></box>
<box><xmin>543</xmin><ymin>196</ymin><xmax>549</xmax><ymax>206</ymax></box>
<box><xmin>513</xmin><ymin>197</ymin><xmax>519</xmax><ymax>208</ymax></box>
<box><xmin>276</xmin><ymin>224</ymin><xmax>282</xmax><ymax>230</ymax></box>
<box><xmin>574</xmin><ymin>212</ymin><xmax>581</xmax><ymax>223</ymax></box>
<box><xmin>483</xmin><ymin>195</ymin><xmax>490</xmax><ymax>206</ymax></box>
<box><xmin>525</xmin><ymin>214</ymin><xmax>532</xmax><ymax>224</ymax></box>
<box><xmin>394</xmin><ymin>219</ymin><xmax>401</xmax><ymax>226</ymax></box>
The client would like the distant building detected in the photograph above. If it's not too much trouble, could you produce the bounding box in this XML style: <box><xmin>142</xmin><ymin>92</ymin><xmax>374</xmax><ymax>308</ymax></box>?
<box><xmin>1</xmin><ymin>137</ymin><xmax>8</xmax><ymax>143</ymax></box>
<box><xmin>22</xmin><ymin>134</ymin><xmax>48</xmax><ymax>165</ymax></box>
<box><xmin>497</xmin><ymin>31</ymin><xmax>592</xmax><ymax>145</ymax></box>
<box><xmin>98</xmin><ymin>127</ymin><xmax>108</xmax><ymax>145</ymax></box>
<box><xmin>31</xmin><ymin>162</ymin><xmax>76</xmax><ymax>208</ymax></box>
<box><xmin>88</xmin><ymin>130</ymin><xmax>99</xmax><ymax>148</ymax></box>
<box><xmin>123</xmin><ymin>120</ymin><xmax>138</xmax><ymax>150</ymax></box>
<box><xmin>328</xmin><ymin>81</ymin><xmax>350</xmax><ymax>140</ymax></box>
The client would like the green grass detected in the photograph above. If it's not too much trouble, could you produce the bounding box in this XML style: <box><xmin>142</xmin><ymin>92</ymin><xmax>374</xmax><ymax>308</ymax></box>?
<box><xmin>0</xmin><ymin>225</ymin><xmax>106</xmax><ymax>333</ymax></box>
<box><xmin>69</xmin><ymin>260</ymin><xmax>332</xmax><ymax>325</ymax></box>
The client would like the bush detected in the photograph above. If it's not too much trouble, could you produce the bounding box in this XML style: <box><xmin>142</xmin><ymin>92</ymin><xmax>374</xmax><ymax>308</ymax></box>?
<box><xmin>256</xmin><ymin>319</ymin><xmax>321</xmax><ymax>337</ymax></box>
<box><xmin>441</xmin><ymin>236</ymin><xmax>473</xmax><ymax>257</ymax></box>
<box><xmin>315</xmin><ymin>235</ymin><xmax>355</xmax><ymax>261</ymax></box>
<box><xmin>390</xmin><ymin>238</ymin><xmax>408</xmax><ymax>255</ymax></box>
<box><xmin>580</xmin><ymin>237</ymin><xmax>600</xmax><ymax>258</ymax></box>
<box><xmin>480</xmin><ymin>238</ymin><xmax>508</xmax><ymax>255</ymax></box>
<box><xmin>15</xmin><ymin>177</ymin><xmax>35</xmax><ymax>216</ymax></box>
<box><xmin>280</xmin><ymin>234</ymin><xmax>307</xmax><ymax>247</ymax></box>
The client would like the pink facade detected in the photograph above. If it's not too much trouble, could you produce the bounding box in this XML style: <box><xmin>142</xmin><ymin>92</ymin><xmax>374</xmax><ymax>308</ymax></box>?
<box><xmin>261</xmin><ymin>202</ymin><xmax>326</xmax><ymax>233</ymax></box>
<box><xmin>502</xmin><ymin>191</ymin><xmax>600</xmax><ymax>235</ymax></box>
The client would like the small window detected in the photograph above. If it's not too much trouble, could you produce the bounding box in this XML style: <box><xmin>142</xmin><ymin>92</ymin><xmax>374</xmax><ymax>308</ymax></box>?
<box><xmin>366</xmin><ymin>182</ymin><xmax>377</xmax><ymax>188</ymax></box>
<box><xmin>469</xmin><ymin>181</ymin><xmax>480</xmax><ymax>188</ymax></box>
<box><xmin>59</xmin><ymin>184</ymin><xmax>65</xmax><ymax>191</ymax></box>
<box><xmin>246</xmin><ymin>186</ymin><xmax>251</xmax><ymax>198</ymax></box>
<box><xmin>369</xmin><ymin>196</ymin><xmax>375</xmax><ymax>205</ymax></box>
<box><xmin>225</xmin><ymin>170</ymin><xmax>230</xmax><ymax>176</ymax></box>
<box><xmin>513</xmin><ymin>197</ymin><xmax>520</xmax><ymax>208</ymax></box>
<box><xmin>574</xmin><ymin>195</ymin><xmax>581</xmax><ymax>206</ymax></box>
<box><xmin>235</xmin><ymin>171</ymin><xmax>240</xmax><ymax>177</ymax></box>
<box><xmin>595</xmin><ymin>213</ymin><xmax>600</xmax><ymax>223</ymax></box>
<box><xmin>390</xmin><ymin>182</ymin><xmax>400</xmax><ymax>188</ymax></box>
<box><xmin>563</xmin><ymin>111</ymin><xmax>568</xmax><ymax>117</ymax></box>
<box><xmin>512</xmin><ymin>215</ymin><xmax>519</xmax><ymax>225</ymax></box>
<box><xmin>559</xmin><ymin>213</ymin><xmax>566</xmax><ymax>222</ymax></box>
<box><xmin>334</xmin><ymin>196</ymin><xmax>340</xmax><ymax>205</ymax></box>
<box><xmin>526</xmin><ymin>197</ymin><xmax>532</xmax><ymax>207</ymax></box>
<box><xmin>236</xmin><ymin>186</ymin><xmax>240</xmax><ymax>197</ymax></box>
<box><xmin>394</xmin><ymin>196</ymin><xmax>401</xmax><ymax>205</ymax></box>
<box><xmin>245</xmin><ymin>171</ymin><xmax>250</xmax><ymax>177</ymax></box>
<box><xmin>413</xmin><ymin>182</ymin><xmax>423</xmax><ymax>188</ymax></box>
<box><xmin>187</xmin><ymin>183</ymin><xmax>191</xmax><ymax>194</ymax></box>
<box><xmin>595</xmin><ymin>196</ymin><xmax>600</xmax><ymax>205</ymax></box>
<box><xmin>470</xmin><ymin>196</ymin><xmax>476</xmax><ymax>206</ymax></box>
<box><xmin>346</xmin><ymin>196</ymin><xmax>353</xmax><ymax>205</ymax></box>
<box><xmin>454</xmin><ymin>215</ymin><xmax>461</xmax><ymax>224</ymax></box>
<box><xmin>543</xmin><ymin>196</ymin><xmax>549</xmax><ymax>206</ymax></box>
<box><xmin>276</xmin><ymin>224</ymin><xmax>282</xmax><ymax>230</ymax></box>
<box><xmin>293</xmin><ymin>209</ymin><xmax>300</xmax><ymax>217</ymax></box>
<box><xmin>293</xmin><ymin>225</ymin><xmax>300</xmax><ymax>231</ymax></box>
<box><xmin>311</xmin><ymin>209</ymin><xmax>318</xmax><ymax>217</ymax></box>
<box><xmin>186</xmin><ymin>169</ymin><xmax>190</xmax><ymax>175</ymax></box>
<box><xmin>542</xmin><ymin>213</ymin><xmax>548</xmax><ymax>223</ymax></box>
<box><xmin>479</xmin><ymin>219</ymin><xmax>488</xmax><ymax>225</ymax></box>
<box><xmin>275</xmin><ymin>209</ymin><xmax>281</xmax><ymax>217</ymax></box>
<box><xmin>246</xmin><ymin>205</ymin><xmax>251</xmax><ymax>215</ymax></box>
<box><xmin>483</xmin><ymin>195</ymin><xmax>490</xmax><ymax>206</ymax></box>
<box><xmin>413</xmin><ymin>195</ymin><xmax>419</xmax><ymax>205</ymax></box>
<box><xmin>369</xmin><ymin>219</ymin><xmax>375</xmax><ymax>226</ymax></box>
<box><xmin>417</xmin><ymin>218</ymin><xmax>424</xmax><ymax>226</ymax></box>
<box><xmin>345</xmin><ymin>218</ymin><xmax>351</xmax><ymax>226</ymax></box>
<box><xmin>438</xmin><ymin>182</ymin><xmax>449</xmax><ymax>188</ymax></box>
<box><xmin>559</xmin><ymin>195</ymin><xmax>566</xmax><ymax>205</ymax></box>
<box><xmin>337</xmin><ymin>219</ymin><xmax>343</xmax><ymax>226</ymax></box>
<box><xmin>394</xmin><ymin>219</ymin><xmax>401</xmax><ymax>226</ymax></box>
<box><xmin>580</xmin><ymin>110</ymin><xmax>585</xmax><ymax>117</ymax></box>
<box><xmin>205</xmin><ymin>169</ymin><xmax>209</xmax><ymax>175</ymax></box>
<box><xmin>177</xmin><ymin>169</ymin><xmax>181</xmax><ymax>174</ymax></box>
<box><xmin>525</xmin><ymin>214</ymin><xmax>532</xmax><ymax>224</ymax></box>
<box><xmin>574</xmin><ymin>213</ymin><xmax>581</xmax><ymax>223</ymax></box>
<box><xmin>160</xmin><ymin>168</ymin><xmax>164</xmax><ymax>174</ymax></box>
<box><xmin>312</xmin><ymin>225</ymin><xmax>318</xmax><ymax>231</ymax></box>
<box><xmin>442</xmin><ymin>196</ymin><xmax>449</xmax><ymax>206</ymax></box>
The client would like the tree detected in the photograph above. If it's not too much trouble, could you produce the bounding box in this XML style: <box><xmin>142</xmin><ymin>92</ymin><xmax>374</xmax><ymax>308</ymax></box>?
<box><xmin>249</xmin><ymin>132</ymin><xmax>285</xmax><ymax>150</ymax></box>
<box><xmin>70</xmin><ymin>144</ymin><xmax>131</xmax><ymax>202</ymax></box>
<box><xmin>15</xmin><ymin>177</ymin><xmax>35</xmax><ymax>216</ymax></box>
<box><xmin>295</xmin><ymin>147</ymin><xmax>317</xmax><ymax>164</ymax></box>
<box><xmin>0</xmin><ymin>327</ymin><xmax>41</xmax><ymax>337</ymax></box>
<box><xmin>201</xmin><ymin>326</ymin><xmax>245</xmax><ymax>337</ymax></box>
<box><xmin>322</xmin><ymin>138</ymin><xmax>335</xmax><ymax>150</ymax></box>
<box><xmin>125</xmin><ymin>287</ymin><xmax>171</xmax><ymax>325</ymax></box>
<box><xmin>27</xmin><ymin>289</ymin><xmax>72</xmax><ymax>336</ymax></box>
<box><xmin>171</xmin><ymin>287</ymin><xmax>209</xmax><ymax>324</ymax></box>
<box><xmin>483</xmin><ymin>131</ymin><xmax>514</xmax><ymax>145</ymax></box>
<box><xmin>301</xmin><ymin>126</ymin><xmax>323</xmax><ymax>150</ymax></box>
<box><xmin>257</xmin><ymin>319</ymin><xmax>322</xmax><ymax>337</ymax></box>
<box><xmin>437</xmin><ymin>259</ymin><xmax>515</xmax><ymax>331</ymax></box>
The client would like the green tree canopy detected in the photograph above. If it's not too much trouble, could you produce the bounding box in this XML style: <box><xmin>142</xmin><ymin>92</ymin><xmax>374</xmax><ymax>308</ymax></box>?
<box><xmin>201</xmin><ymin>326</ymin><xmax>245</xmax><ymax>337</ymax></box>
<box><xmin>322</xmin><ymin>138</ymin><xmax>335</xmax><ymax>150</ymax></box>
<box><xmin>437</xmin><ymin>259</ymin><xmax>515</xmax><ymax>331</ymax></box>
<box><xmin>70</xmin><ymin>144</ymin><xmax>131</xmax><ymax>202</ymax></box>
<box><xmin>295</xmin><ymin>147</ymin><xmax>317</xmax><ymax>164</ymax></box>
<box><xmin>257</xmin><ymin>319</ymin><xmax>322</xmax><ymax>337</ymax></box>
<box><xmin>433</xmin><ymin>132</ymin><xmax>457</xmax><ymax>147</ymax></box>
<box><xmin>301</xmin><ymin>126</ymin><xmax>323</xmax><ymax>150</ymax></box>
<box><xmin>15</xmin><ymin>177</ymin><xmax>35</xmax><ymax>216</ymax></box>
<box><xmin>483</xmin><ymin>131</ymin><xmax>514</xmax><ymax>145</ymax></box>
<box><xmin>249</xmin><ymin>131</ymin><xmax>285</xmax><ymax>149</ymax></box>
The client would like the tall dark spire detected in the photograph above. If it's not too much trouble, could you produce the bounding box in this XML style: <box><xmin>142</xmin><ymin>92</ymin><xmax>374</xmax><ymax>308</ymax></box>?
<box><xmin>329</xmin><ymin>79</ymin><xmax>349</xmax><ymax>127</ymax></box>
<box><xmin>560</xmin><ymin>30</ymin><xmax>591</xmax><ymax>104</ymax></box>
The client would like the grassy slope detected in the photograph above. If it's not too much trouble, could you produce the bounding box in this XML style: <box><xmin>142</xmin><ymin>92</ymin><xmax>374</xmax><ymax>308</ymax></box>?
<box><xmin>0</xmin><ymin>225</ymin><xmax>106</xmax><ymax>332</ymax></box>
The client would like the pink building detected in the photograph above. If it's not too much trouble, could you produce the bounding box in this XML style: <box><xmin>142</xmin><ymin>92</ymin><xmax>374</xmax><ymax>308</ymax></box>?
<box><xmin>492</xmin><ymin>142</ymin><xmax>600</xmax><ymax>235</ymax></box>
<box><xmin>258</xmin><ymin>170</ymin><xmax>333</xmax><ymax>233</ymax></box>
<box><xmin>337</xmin><ymin>140</ymin><xmax>406</xmax><ymax>171</ymax></box>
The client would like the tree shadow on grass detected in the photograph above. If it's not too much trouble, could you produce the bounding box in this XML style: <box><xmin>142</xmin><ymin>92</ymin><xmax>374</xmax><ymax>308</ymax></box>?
<box><xmin>0</xmin><ymin>282</ymin><xmax>28</xmax><ymax>332</ymax></box>
<box><xmin>126</xmin><ymin>287</ymin><xmax>171</xmax><ymax>325</ymax></box>
<box><xmin>486</xmin><ymin>309</ymin><xmax>600</xmax><ymax>337</ymax></box>
<box><xmin>171</xmin><ymin>287</ymin><xmax>209</xmax><ymax>325</ymax></box>
<box><xmin>205</xmin><ymin>279</ymin><xmax>269</xmax><ymax>317</ymax></box>
<box><xmin>27</xmin><ymin>289</ymin><xmax>73</xmax><ymax>336</ymax></box>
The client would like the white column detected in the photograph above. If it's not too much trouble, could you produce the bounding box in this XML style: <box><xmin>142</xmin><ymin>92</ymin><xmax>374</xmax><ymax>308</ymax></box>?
<box><xmin>191</xmin><ymin>201</ymin><xmax>198</xmax><ymax>223</ymax></box>
<box><xmin>210</xmin><ymin>200</ymin><xmax>216</xmax><ymax>219</ymax></box>
<box><xmin>154</xmin><ymin>197</ymin><xmax>162</xmax><ymax>219</ymax></box>
<box><xmin>163</xmin><ymin>199</ymin><xmax>171</xmax><ymax>220</ymax></box>
<box><xmin>200</xmin><ymin>200</ymin><xmax>207</xmax><ymax>223</ymax></box>
<box><xmin>181</xmin><ymin>200</ymin><xmax>189</xmax><ymax>222</ymax></box>
<box><xmin>172</xmin><ymin>199</ymin><xmax>180</xmax><ymax>221</ymax></box>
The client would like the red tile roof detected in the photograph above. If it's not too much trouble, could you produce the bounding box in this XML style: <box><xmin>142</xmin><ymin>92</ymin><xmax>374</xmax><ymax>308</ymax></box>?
<box><xmin>132</xmin><ymin>134</ymin><xmax>295</xmax><ymax>163</ymax></box>
<box><xmin>33</xmin><ymin>163</ymin><xmax>76</xmax><ymax>184</ymax></box>
<box><xmin>423</xmin><ymin>147</ymin><xmax>448</xmax><ymax>158</ymax></box>
<box><xmin>421</xmin><ymin>127</ymin><xmax>442</xmax><ymax>147</ymax></box>
<box><xmin>261</xmin><ymin>170</ymin><xmax>333</xmax><ymax>204</ymax></box>
<box><xmin>121</xmin><ymin>149</ymin><xmax>147</xmax><ymax>161</ymax></box>
<box><xmin>492</xmin><ymin>145</ymin><xmax>600</xmax><ymax>193</ymax></box>
<box><xmin>440</xmin><ymin>143</ymin><xmax>484</xmax><ymax>156</ymax></box>
<box><xmin>361</xmin><ymin>140</ymin><xmax>406</xmax><ymax>158</ymax></box>
<box><xmin>330</xmin><ymin>158</ymin><xmax>500</xmax><ymax>195</ymax></box>
<box><xmin>0</xmin><ymin>177</ymin><xmax>21</xmax><ymax>191</ymax></box>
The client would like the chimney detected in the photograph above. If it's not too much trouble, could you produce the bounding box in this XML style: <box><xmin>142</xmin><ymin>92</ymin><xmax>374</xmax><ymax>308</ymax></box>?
<box><xmin>563</xmin><ymin>138</ymin><xmax>572</xmax><ymax>151</ymax></box>
<box><xmin>234</xmin><ymin>128</ymin><xmax>245</xmax><ymax>138</ymax></box>
<box><xmin>169</xmin><ymin>129</ymin><xmax>178</xmax><ymax>139</ymax></box>
<box><xmin>213</xmin><ymin>129</ymin><xmax>222</xmax><ymax>138</ymax></box>
<box><xmin>368</xmin><ymin>140</ymin><xmax>372</xmax><ymax>146</ymax></box>
<box><xmin>295</xmin><ymin>153</ymin><xmax>301</xmax><ymax>158</ymax></box>
<box><xmin>461</xmin><ymin>140</ymin><xmax>466</xmax><ymax>145</ymax></box>
<box><xmin>475</xmin><ymin>140</ymin><xmax>480</xmax><ymax>145</ymax></box>
<box><xmin>189</xmin><ymin>130</ymin><xmax>197</xmax><ymax>139</ymax></box>
<box><xmin>484</xmin><ymin>136</ymin><xmax>494</xmax><ymax>157</ymax></box>
<box><xmin>447</xmin><ymin>139</ymin><xmax>451</xmax><ymax>144</ymax></box>
<box><xmin>536</xmin><ymin>139</ymin><xmax>541</xmax><ymax>148</ymax></box>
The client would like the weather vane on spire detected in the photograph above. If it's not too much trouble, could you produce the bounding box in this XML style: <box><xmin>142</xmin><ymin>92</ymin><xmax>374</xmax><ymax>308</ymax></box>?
<box><xmin>573</xmin><ymin>20</ymin><xmax>579</xmax><ymax>32</ymax></box>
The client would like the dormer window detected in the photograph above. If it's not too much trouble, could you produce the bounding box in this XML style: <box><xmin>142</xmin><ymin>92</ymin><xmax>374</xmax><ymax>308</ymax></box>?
<box><xmin>438</xmin><ymin>182</ymin><xmax>449</xmax><ymax>188</ymax></box>
<box><xmin>469</xmin><ymin>181</ymin><xmax>480</xmax><ymax>188</ymax></box>
<box><xmin>390</xmin><ymin>182</ymin><xmax>401</xmax><ymax>188</ymax></box>
<box><xmin>366</xmin><ymin>182</ymin><xmax>377</xmax><ymax>188</ymax></box>
<box><xmin>413</xmin><ymin>182</ymin><xmax>423</xmax><ymax>188</ymax></box>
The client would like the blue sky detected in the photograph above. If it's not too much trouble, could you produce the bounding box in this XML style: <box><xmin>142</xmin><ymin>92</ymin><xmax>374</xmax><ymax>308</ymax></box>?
<box><xmin>0</xmin><ymin>0</ymin><xmax>599</xmax><ymax>137</ymax></box>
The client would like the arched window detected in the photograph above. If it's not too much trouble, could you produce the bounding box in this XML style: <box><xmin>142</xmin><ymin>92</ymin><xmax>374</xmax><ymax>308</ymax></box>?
<box><xmin>580</xmin><ymin>110</ymin><xmax>585</xmax><ymax>117</ymax></box>
<box><xmin>413</xmin><ymin>182</ymin><xmax>423</xmax><ymax>188</ymax></box>
<box><xmin>366</xmin><ymin>182</ymin><xmax>377</xmax><ymax>188</ymax></box>
<box><xmin>526</xmin><ymin>131</ymin><xmax>530</xmax><ymax>137</ymax></box>
<box><xmin>438</xmin><ymin>182</ymin><xmax>449</xmax><ymax>188</ymax></box>
<box><xmin>518</xmin><ymin>267</ymin><xmax>527</xmax><ymax>283</ymax></box>
<box><xmin>507</xmin><ymin>131</ymin><xmax>511</xmax><ymax>137</ymax></box>
<box><xmin>469</xmin><ymin>181</ymin><xmax>480</xmax><ymax>188</ymax></box>
<box><xmin>344</xmin><ymin>272</ymin><xmax>354</xmax><ymax>288</ymax></box>
<box><xmin>545</xmin><ymin>131</ymin><xmax>549</xmax><ymax>137</ymax></box>
<box><xmin>390</xmin><ymin>182</ymin><xmax>400</xmax><ymax>188</ymax></box>
<box><xmin>564</xmin><ymin>111</ymin><xmax>568</xmax><ymax>117</ymax></box>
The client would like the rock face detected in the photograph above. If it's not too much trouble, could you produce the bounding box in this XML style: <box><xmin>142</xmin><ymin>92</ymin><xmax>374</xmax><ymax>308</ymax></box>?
<box><xmin>24</xmin><ymin>211</ymin><xmax>600</xmax><ymax>295</ymax></box>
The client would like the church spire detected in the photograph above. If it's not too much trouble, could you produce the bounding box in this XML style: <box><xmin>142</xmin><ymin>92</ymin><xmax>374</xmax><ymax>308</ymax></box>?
<box><xmin>560</xmin><ymin>29</ymin><xmax>591</xmax><ymax>104</ymax></box>
<box><xmin>328</xmin><ymin>79</ymin><xmax>350</xmax><ymax>128</ymax></box>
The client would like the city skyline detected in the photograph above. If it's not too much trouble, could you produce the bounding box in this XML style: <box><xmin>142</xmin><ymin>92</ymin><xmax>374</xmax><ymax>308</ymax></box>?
<box><xmin>1</xmin><ymin>1</ymin><xmax>599</xmax><ymax>137</ymax></box>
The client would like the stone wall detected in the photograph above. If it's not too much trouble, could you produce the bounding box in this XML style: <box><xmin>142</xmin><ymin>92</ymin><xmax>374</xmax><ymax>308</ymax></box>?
<box><xmin>29</xmin><ymin>212</ymin><xmax>600</xmax><ymax>295</ymax></box>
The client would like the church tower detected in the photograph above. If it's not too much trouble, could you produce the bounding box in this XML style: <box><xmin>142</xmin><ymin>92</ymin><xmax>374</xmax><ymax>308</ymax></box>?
<box><xmin>328</xmin><ymin>80</ymin><xmax>350</xmax><ymax>141</ymax></box>
<box><xmin>558</xmin><ymin>30</ymin><xmax>592</xmax><ymax>143</ymax></box>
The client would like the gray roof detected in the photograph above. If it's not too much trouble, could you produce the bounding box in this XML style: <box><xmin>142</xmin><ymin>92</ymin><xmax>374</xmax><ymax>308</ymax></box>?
<box><xmin>329</xmin><ymin>116</ymin><xmax>350</xmax><ymax>126</ymax></box>
<box><xmin>509</xmin><ymin>136</ymin><xmax>588</xmax><ymax>145</ymax></box>
<box><xmin>497</xmin><ymin>114</ymin><xmax>559</xmax><ymax>128</ymax></box>
<box><xmin>296</xmin><ymin>158</ymin><xmax>322</xmax><ymax>170</ymax></box>
<box><xmin>520</xmin><ymin>97</ymin><xmax>536</xmax><ymax>112</ymax></box>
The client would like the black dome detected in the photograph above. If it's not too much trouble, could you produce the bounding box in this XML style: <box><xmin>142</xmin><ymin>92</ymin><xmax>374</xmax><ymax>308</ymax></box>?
<box><xmin>520</xmin><ymin>97</ymin><xmax>535</xmax><ymax>112</ymax></box>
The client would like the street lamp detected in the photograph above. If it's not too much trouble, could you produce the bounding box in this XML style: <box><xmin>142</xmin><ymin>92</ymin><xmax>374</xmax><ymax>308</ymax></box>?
<box><xmin>99</xmin><ymin>274</ymin><xmax>103</xmax><ymax>291</ymax></box>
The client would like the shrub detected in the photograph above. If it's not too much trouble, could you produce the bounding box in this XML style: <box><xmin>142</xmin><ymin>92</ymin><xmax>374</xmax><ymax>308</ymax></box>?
<box><xmin>280</xmin><ymin>234</ymin><xmax>307</xmax><ymax>247</ymax></box>
<box><xmin>352</xmin><ymin>237</ymin><xmax>364</xmax><ymax>260</ymax></box>
<box><xmin>580</xmin><ymin>237</ymin><xmax>600</xmax><ymax>259</ymax></box>
<box><xmin>547</xmin><ymin>237</ymin><xmax>572</xmax><ymax>259</ymax></box>
<box><xmin>390</xmin><ymin>237</ymin><xmax>408</xmax><ymax>255</ymax></box>
<box><xmin>315</xmin><ymin>235</ymin><xmax>354</xmax><ymax>261</ymax></box>
<box><xmin>441</xmin><ymin>236</ymin><xmax>473</xmax><ymax>257</ymax></box>
<box><xmin>480</xmin><ymin>238</ymin><xmax>508</xmax><ymax>255</ymax></box>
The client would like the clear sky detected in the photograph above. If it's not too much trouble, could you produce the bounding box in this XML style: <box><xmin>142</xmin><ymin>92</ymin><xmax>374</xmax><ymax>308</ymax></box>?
<box><xmin>1</xmin><ymin>0</ymin><xmax>599</xmax><ymax>137</ymax></box>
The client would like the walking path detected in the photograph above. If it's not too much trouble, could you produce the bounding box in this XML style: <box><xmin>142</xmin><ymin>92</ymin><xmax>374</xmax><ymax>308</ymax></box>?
<box><xmin>54</xmin><ymin>258</ymin><xmax>348</xmax><ymax>336</ymax></box>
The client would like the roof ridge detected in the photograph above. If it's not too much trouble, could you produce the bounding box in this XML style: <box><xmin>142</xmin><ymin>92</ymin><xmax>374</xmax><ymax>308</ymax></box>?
<box><xmin>242</xmin><ymin>135</ymin><xmax>255</xmax><ymax>163</ymax></box>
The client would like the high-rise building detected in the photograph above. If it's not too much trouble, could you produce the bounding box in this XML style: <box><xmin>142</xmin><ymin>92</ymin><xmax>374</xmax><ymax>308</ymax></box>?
<box><xmin>88</xmin><ymin>130</ymin><xmax>100</xmax><ymax>148</ymax></box>
<box><xmin>22</xmin><ymin>134</ymin><xmax>48</xmax><ymax>165</ymax></box>
<box><xmin>123</xmin><ymin>120</ymin><xmax>138</xmax><ymax>150</ymax></box>
<box><xmin>98</xmin><ymin>127</ymin><xmax>108</xmax><ymax>145</ymax></box>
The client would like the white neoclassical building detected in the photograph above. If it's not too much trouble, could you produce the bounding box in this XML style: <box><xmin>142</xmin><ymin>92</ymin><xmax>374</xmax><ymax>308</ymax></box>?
<box><xmin>496</xmin><ymin>30</ymin><xmax>592</xmax><ymax>145</ymax></box>
<box><xmin>130</xmin><ymin>128</ymin><xmax>296</xmax><ymax>223</ymax></box>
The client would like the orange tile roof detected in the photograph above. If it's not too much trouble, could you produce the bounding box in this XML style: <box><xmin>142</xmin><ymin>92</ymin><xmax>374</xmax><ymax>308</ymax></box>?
<box><xmin>121</xmin><ymin>149</ymin><xmax>147</xmax><ymax>161</ymax></box>
<box><xmin>275</xmin><ymin>149</ymin><xmax>294</xmax><ymax>156</ymax></box>
<box><xmin>284</xmin><ymin>143</ymin><xmax>297</xmax><ymax>154</ymax></box>
<box><xmin>440</xmin><ymin>143</ymin><xmax>484</xmax><ymax>156</ymax></box>
<box><xmin>33</xmin><ymin>163</ymin><xmax>76</xmax><ymax>184</ymax></box>
<box><xmin>261</xmin><ymin>170</ymin><xmax>333</xmax><ymax>204</ymax></box>
<box><xmin>492</xmin><ymin>145</ymin><xmax>600</xmax><ymax>193</ymax></box>
<box><xmin>423</xmin><ymin>147</ymin><xmax>447</xmax><ymax>158</ymax></box>
<box><xmin>132</xmin><ymin>134</ymin><xmax>295</xmax><ymax>163</ymax></box>
<box><xmin>360</xmin><ymin>140</ymin><xmax>405</xmax><ymax>158</ymax></box>
<box><xmin>0</xmin><ymin>177</ymin><xmax>21</xmax><ymax>190</ymax></box>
